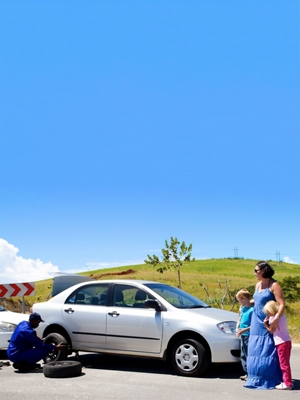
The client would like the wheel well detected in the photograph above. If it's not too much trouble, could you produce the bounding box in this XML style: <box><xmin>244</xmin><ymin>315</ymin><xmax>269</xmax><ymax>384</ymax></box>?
<box><xmin>42</xmin><ymin>324</ymin><xmax>72</xmax><ymax>346</ymax></box>
<box><xmin>166</xmin><ymin>331</ymin><xmax>212</xmax><ymax>362</ymax></box>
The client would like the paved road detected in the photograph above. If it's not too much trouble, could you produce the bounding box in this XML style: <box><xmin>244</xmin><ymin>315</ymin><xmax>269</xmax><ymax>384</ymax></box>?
<box><xmin>1</xmin><ymin>348</ymin><xmax>299</xmax><ymax>400</ymax></box>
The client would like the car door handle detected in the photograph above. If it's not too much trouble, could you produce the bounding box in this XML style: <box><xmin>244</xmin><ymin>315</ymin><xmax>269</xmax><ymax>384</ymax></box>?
<box><xmin>64</xmin><ymin>308</ymin><xmax>75</xmax><ymax>314</ymax></box>
<box><xmin>108</xmin><ymin>311</ymin><xmax>120</xmax><ymax>317</ymax></box>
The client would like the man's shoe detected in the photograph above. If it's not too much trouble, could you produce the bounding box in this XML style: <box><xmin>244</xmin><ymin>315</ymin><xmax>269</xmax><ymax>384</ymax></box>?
<box><xmin>240</xmin><ymin>375</ymin><xmax>247</xmax><ymax>381</ymax></box>
<box><xmin>13</xmin><ymin>361</ymin><xmax>30</xmax><ymax>372</ymax></box>
<box><xmin>28</xmin><ymin>363</ymin><xmax>41</xmax><ymax>370</ymax></box>
<box><xmin>275</xmin><ymin>382</ymin><xmax>293</xmax><ymax>390</ymax></box>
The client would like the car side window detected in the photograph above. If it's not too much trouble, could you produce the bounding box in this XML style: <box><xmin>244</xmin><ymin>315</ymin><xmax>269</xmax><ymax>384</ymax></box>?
<box><xmin>112</xmin><ymin>285</ymin><xmax>154</xmax><ymax>308</ymax></box>
<box><xmin>65</xmin><ymin>284</ymin><xmax>109</xmax><ymax>306</ymax></box>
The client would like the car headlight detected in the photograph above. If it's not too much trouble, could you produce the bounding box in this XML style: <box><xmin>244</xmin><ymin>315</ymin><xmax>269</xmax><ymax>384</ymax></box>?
<box><xmin>217</xmin><ymin>321</ymin><xmax>236</xmax><ymax>334</ymax></box>
<box><xmin>0</xmin><ymin>321</ymin><xmax>17</xmax><ymax>333</ymax></box>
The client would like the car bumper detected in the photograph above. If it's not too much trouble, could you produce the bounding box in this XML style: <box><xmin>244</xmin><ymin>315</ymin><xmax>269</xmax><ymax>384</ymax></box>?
<box><xmin>210</xmin><ymin>336</ymin><xmax>241</xmax><ymax>363</ymax></box>
<box><xmin>0</xmin><ymin>332</ymin><xmax>12</xmax><ymax>350</ymax></box>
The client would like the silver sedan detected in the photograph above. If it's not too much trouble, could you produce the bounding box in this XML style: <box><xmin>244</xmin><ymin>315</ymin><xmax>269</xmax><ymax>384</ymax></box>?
<box><xmin>33</xmin><ymin>279</ymin><xmax>240</xmax><ymax>377</ymax></box>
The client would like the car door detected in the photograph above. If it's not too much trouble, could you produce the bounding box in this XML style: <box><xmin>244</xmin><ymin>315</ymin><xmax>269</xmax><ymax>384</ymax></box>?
<box><xmin>106</xmin><ymin>284</ymin><xmax>163</xmax><ymax>354</ymax></box>
<box><xmin>62</xmin><ymin>283</ymin><xmax>109</xmax><ymax>350</ymax></box>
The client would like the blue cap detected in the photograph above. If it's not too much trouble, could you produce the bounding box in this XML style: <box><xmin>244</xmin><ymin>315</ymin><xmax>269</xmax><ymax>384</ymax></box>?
<box><xmin>29</xmin><ymin>312</ymin><xmax>45</xmax><ymax>322</ymax></box>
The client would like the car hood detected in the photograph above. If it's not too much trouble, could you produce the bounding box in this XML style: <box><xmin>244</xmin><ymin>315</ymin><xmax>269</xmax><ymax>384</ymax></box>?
<box><xmin>184</xmin><ymin>306</ymin><xmax>238</xmax><ymax>322</ymax></box>
<box><xmin>0</xmin><ymin>310</ymin><xmax>29</xmax><ymax>325</ymax></box>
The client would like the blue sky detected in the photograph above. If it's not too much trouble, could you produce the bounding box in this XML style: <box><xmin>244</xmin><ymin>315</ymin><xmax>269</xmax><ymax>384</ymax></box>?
<box><xmin>0</xmin><ymin>1</ymin><xmax>299</xmax><ymax>283</ymax></box>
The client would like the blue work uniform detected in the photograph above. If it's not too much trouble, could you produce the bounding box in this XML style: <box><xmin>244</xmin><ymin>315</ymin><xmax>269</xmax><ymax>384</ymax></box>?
<box><xmin>7</xmin><ymin>320</ymin><xmax>55</xmax><ymax>365</ymax></box>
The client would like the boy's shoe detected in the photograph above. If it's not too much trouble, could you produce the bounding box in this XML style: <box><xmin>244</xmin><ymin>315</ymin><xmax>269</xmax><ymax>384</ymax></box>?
<box><xmin>275</xmin><ymin>382</ymin><xmax>293</xmax><ymax>390</ymax></box>
<box><xmin>240</xmin><ymin>375</ymin><xmax>247</xmax><ymax>381</ymax></box>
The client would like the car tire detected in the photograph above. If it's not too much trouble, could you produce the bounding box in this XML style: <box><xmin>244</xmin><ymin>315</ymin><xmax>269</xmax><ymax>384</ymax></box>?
<box><xmin>43</xmin><ymin>360</ymin><xmax>82</xmax><ymax>378</ymax></box>
<box><xmin>171</xmin><ymin>338</ymin><xmax>209</xmax><ymax>377</ymax></box>
<box><xmin>43</xmin><ymin>333</ymin><xmax>68</xmax><ymax>363</ymax></box>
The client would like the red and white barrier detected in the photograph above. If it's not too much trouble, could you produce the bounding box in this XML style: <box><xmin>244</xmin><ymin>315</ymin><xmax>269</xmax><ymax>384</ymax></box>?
<box><xmin>0</xmin><ymin>282</ymin><xmax>35</xmax><ymax>298</ymax></box>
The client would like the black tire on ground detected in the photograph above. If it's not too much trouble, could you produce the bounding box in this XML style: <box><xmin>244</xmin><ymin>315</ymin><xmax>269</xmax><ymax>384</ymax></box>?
<box><xmin>171</xmin><ymin>338</ymin><xmax>209</xmax><ymax>377</ymax></box>
<box><xmin>43</xmin><ymin>333</ymin><xmax>69</xmax><ymax>363</ymax></box>
<box><xmin>43</xmin><ymin>360</ymin><xmax>82</xmax><ymax>378</ymax></box>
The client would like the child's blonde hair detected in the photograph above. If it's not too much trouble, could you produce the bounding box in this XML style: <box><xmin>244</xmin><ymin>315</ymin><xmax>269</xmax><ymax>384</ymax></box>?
<box><xmin>263</xmin><ymin>300</ymin><xmax>279</xmax><ymax>315</ymax></box>
<box><xmin>236</xmin><ymin>288</ymin><xmax>251</xmax><ymax>300</ymax></box>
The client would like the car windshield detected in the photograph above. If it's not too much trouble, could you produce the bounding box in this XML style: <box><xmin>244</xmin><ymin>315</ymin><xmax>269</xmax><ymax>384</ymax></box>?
<box><xmin>145</xmin><ymin>283</ymin><xmax>209</xmax><ymax>309</ymax></box>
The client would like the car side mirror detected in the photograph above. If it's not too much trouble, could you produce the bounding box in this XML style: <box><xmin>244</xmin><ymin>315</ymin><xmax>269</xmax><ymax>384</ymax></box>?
<box><xmin>145</xmin><ymin>299</ymin><xmax>162</xmax><ymax>311</ymax></box>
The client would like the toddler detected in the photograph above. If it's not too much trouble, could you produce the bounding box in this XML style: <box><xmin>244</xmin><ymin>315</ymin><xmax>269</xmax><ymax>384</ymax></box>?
<box><xmin>263</xmin><ymin>300</ymin><xmax>293</xmax><ymax>390</ymax></box>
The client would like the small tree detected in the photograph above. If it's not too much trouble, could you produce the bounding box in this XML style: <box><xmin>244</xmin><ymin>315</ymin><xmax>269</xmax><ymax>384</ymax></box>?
<box><xmin>145</xmin><ymin>237</ymin><xmax>195</xmax><ymax>289</ymax></box>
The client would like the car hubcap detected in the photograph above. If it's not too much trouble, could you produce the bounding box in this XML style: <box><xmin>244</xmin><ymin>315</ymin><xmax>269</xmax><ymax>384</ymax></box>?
<box><xmin>175</xmin><ymin>344</ymin><xmax>199</xmax><ymax>372</ymax></box>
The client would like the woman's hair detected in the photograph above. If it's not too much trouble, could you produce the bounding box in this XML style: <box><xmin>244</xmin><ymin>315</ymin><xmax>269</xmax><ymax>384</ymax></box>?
<box><xmin>263</xmin><ymin>300</ymin><xmax>279</xmax><ymax>315</ymax></box>
<box><xmin>236</xmin><ymin>288</ymin><xmax>251</xmax><ymax>300</ymax></box>
<box><xmin>256</xmin><ymin>261</ymin><xmax>275</xmax><ymax>278</ymax></box>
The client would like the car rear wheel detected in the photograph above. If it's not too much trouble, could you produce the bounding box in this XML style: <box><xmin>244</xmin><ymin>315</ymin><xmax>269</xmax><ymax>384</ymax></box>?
<box><xmin>171</xmin><ymin>338</ymin><xmax>209</xmax><ymax>377</ymax></box>
<box><xmin>43</xmin><ymin>333</ymin><xmax>68</xmax><ymax>363</ymax></box>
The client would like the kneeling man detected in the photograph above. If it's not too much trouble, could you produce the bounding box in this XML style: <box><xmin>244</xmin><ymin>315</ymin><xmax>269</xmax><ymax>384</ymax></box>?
<box><xmin>7</xmin><ymin>312</ymin><xmax>66</xmax><ymax>372</ymax></box>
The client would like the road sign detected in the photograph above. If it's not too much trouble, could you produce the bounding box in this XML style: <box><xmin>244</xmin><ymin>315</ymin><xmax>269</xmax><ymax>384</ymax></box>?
<box><xmin>0</xmin><ymin>282</ymin><xmax>35</xmax><ymax>298</ymax></box>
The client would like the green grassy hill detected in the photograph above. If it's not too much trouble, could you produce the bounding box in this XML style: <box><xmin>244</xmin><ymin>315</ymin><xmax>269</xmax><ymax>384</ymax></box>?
<box><xmin>2</xmin><ymin>258</ymin><xmax>300</xmax><ymax>340</ymax></box>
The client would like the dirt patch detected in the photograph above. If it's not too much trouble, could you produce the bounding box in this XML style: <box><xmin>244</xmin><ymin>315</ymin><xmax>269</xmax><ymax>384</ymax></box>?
<box><xmin>89</xmin><ymin>269</ymin><xmax>135</xmax><ymax>280</ymax></box>
<box><xmin>0</xmin><ymin>298</ymin><xmax>30</xmax><ymax>313</ymax></box>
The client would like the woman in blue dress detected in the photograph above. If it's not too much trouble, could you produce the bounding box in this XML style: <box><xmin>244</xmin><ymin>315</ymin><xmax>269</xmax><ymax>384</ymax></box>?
<box><xmin>244</xmin><ymin>261</ymin><xmax>285</xmax><ymax>389</ymax></box>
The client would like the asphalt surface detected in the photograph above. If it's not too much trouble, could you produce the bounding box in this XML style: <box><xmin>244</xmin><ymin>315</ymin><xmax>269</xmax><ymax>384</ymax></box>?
<box><xmin>1</xmin><ymin>347</ymin><xmax>299</xmax><ymax>400</ymax></box>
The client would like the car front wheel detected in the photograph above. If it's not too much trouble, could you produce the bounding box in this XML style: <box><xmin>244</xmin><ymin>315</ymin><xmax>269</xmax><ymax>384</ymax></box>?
<box><xmin>43</xmin><ymin>333</ymin><xmax>69</xmax><ymax>363</ymax></box>
<box><xmin>171</xmin><ymin>338</ymin><xmax>209</xmax><ymax>377</ymax></box>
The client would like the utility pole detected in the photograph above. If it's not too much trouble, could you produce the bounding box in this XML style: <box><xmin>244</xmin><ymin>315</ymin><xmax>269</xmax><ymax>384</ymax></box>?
<box><xmin>233</xmin><ymin>247</ymin><xmax>238</xmax><ymax>258</ymax></box>
<box><xmin>276</xmin><ymin>251</ymin><xmax>280</xmax><ymax>266</ymax></box>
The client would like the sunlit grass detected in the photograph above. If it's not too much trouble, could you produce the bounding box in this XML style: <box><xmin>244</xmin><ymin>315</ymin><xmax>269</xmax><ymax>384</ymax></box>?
<box><xmin>3</xmin><ymin>258</ymin><xmax>300</xmax><ymax>341</ymax></box>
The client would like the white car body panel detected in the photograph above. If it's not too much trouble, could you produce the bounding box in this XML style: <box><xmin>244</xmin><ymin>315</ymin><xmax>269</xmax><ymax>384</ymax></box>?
<box><xmin>62</xmin><ymin>303</ymin><xmax>107</xmax><ymax>349</ymax></box>
<box><xmin>106</xmin><ymin>306</ymin><xmax>163</xmax><ymax>353</ymax></box>
<box><xmin>0</xmin><ymin>308</ymin><xmax>29</xmax><ymax>349</ymax></box>
<box><xmin>158</xmin><ymin>306</ymin><xmax>240</xmax><ymax>363</ymax></box>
